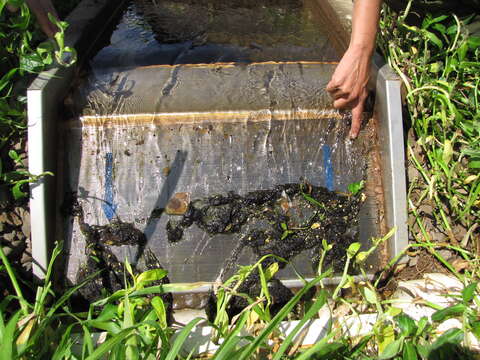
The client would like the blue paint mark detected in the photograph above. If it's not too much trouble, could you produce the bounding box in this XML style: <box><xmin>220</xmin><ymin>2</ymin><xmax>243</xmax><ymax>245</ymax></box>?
<box><xmin>323</xmin><ymin>145</ymin><xmax>334</xmax><ymax>191</ymax></box>
<box><xmin>102</xmin><ymin>152</ymin><xmax>117</xmax><ymax>221</ymax></box>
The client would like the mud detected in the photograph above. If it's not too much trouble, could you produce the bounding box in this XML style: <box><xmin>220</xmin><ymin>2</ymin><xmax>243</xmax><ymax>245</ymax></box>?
<box><xmin>67</xmin><ymin>197</ymin><xmax>172</xmax><ymax>320</ymax></box>
<box><xmin>167</xmin><ymin>183</ymin><xmax>361</xmax><ymax>271</ymax></box>
<box><xmin>167</xmin><ymin>182</ymin><xmax>362</xmax><ymax>321</ymax></box>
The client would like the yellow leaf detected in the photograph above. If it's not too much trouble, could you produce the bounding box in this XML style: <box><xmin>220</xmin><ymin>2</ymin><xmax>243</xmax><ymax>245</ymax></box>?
<box><xmin>464</xmin><ymin>175</ymin><xmax>478</xmax><ymax>184</ymax></box>
<box><xmin>16</xmin><ymin>316</ymin><xmax>36</xmax><ymax>346</ymax></box>
<box><xmin>442</xmin><ymin>139</ymin><xmax>453</xmax><ymax>165</ymax></box>
<box><xmin>378</xmin><ymin>325</ymin><xmax>395</xmax><ymax>354</ymax></box>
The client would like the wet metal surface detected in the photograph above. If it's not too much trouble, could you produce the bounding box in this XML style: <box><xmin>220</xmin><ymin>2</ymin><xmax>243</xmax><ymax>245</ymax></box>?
<box><xmin>59</xmin><ymin>3</ymin><xmax>383</xmax><ymax>287</ymax></box>
<box><xmin>61</xmin><ymin>111</ymin><xmax>380</xmax><ymax>283</ymax></box>
<box><xmin>89</xmin><ymin>0</ymin><xmax>338</xmax><ymax>70</ymax></box>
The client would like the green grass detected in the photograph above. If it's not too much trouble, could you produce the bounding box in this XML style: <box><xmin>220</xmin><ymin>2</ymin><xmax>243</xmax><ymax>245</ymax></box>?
<box><xmin>1</xmin><ymin>0</ymin><xmax>479</xmax><ymax>358</ymax></box>
<box><xmin>1</xmin><ymin>231</ymin><xmax>479</xmax><ymax>359</ymax></box>
<box><xmin>0</xmin><ymin>0</ymin><xmax>76</xmax><ymax>201</ymax></box>
<box><xmin>378</xmin><ymin>1</ymin><xmax>480</xmax><ymax>247</ymax></box>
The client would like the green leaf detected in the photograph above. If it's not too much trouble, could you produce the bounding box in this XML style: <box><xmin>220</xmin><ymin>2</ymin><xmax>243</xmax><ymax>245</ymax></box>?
<box><xmin>396</xmin><ymin>314</ymin><xmax>417</xmax><ymax>337</ymax></box>
<box><xmin>85</xmin><ymin>327</ymin><xmax>138</xmax><ymax>360</ymax></box>
<box><xmin>84</xmin><ymin>320</ymin><xmax>121</xmax><ymax>334</ymax></box>
<box><xmin>293</xmin><ymin>335</ymin><xmax>337</xmax><ymax>360</ymax></box>
<box><xmin>301</xmin><ymin>192</ymin><xmax>325</xmax><ymax>209</ymax></box>
<box><xmin>151</xmin><ymin>297</ymin><xmax>167</xmax><ymax>329</ymax></box>
<box><xmin>470</xmin><ymin>321</ymin><xmax>480</xmax><ymax>340</ymax></box>
<box><xmin>467</xmin><ymin>36</ymin><xmax>480</xmax><ymax>50</ymax></box>
<box><xmin>272</xmin><ymin>290</ymin><xmax>328</xmax><ymax>360</ymax></box>
<box><xmin>347</xmin><ymin>242</ymin><xmax>361</xmax><ymax>258</ymax></box>
<box><xmin>431</xmin><ymin>303</ymin><xmax>466</xmax><ymax>322</ymax></box>
<box><xmin>425</xmin><ymin>31</ymin><xmax>443</xmax><ymax>48</ymax></box>
<box><xmin>415</xmin><ymin>316</ymin><xmax>429</xmax><ymax>336</ymax></box>
<box><xmin>136</xmin><ymin>269</ymin><xmax>168</xmax><ymax>286</ymax></box>
<box><xmin>237</xmin><ymin>271</ymin><xmax>333</xmax><ymax>360</ymax></box>
<box><xmin>95</xmin><ymin>303</ymin><xmax>118</xmax><ymax>322</ymax></box>
<box><xmin>457</xmin><ymin>41</ymin><xmax>468</xmax><ymax>62</ymax></box>
<box><xmin>442</xmin><ymin>139</ymin><xmax>453</xmax><ymax>165</ymax></box>
<box><xmin>7</xmin><ymin>150</ymin><xmax>20</xmax><ymax>162</ymax></box>
<box><xmin>462</xmin><ymin>283</ymin><xmax>477</xmax><ymax>303</ymax></box>
<box><xmin>264</xmin><ymin>262</ymin><xmax>279</xmax><ymax>281</ymax></box>
<box><xmin>430</xmin><ymin>328</ymin><xmax>464</xmax><ymax>349</ymax></box>
<box><xmin>0</xmin><ymin>311</ymin><xmax>21</xmax><ymax>359</ymax></box>
<box><xmin>469</xmin><ymin>159</ymin><xmax>480</xmax><ymax>169</ymax></box>
<box><xmin>429</xmin><ymin>62</ymin><xmax>442</xmax><ymax>73</ymax></box>
<box><xmin>165</xmin><ymin>318</ymin><xmax>203</xmax><ymax>360</ymax></box>
<box><xmin>347</xmin><ymin>180</ymin><xmax>365</xmax><ymax>195</ymax></box>
<box><xmin>212</xmin><ymin>313</ymin><xmax>248</xmax><ymax>360</ymax></box>
<box><xmin>402</xmin><ymin>341</ymin><xmax>418</xmax><ymax>360</ymax></box>
<box><xmin>379</xmin><ymin>338</ymin><xmax>403</xmax><ymax>359</ymax></box>
<box><xmin>363</xmin><ymin>287</ymin><xmax>377</xmax><ymax>304</ymax></box>
<box><xmin>12</xmin><ymin>180</ymin><xmax>28</xmax><ymax>200</ymax></box>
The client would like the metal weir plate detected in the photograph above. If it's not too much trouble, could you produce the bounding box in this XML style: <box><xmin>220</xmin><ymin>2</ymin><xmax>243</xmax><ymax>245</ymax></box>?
<box><xmin>60</xmin><ymin>62</ymin><xmax>383</xmax><ymax>285</ymax></box>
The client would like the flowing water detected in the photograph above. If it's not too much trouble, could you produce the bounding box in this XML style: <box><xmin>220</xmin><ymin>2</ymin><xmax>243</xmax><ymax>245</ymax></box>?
<box><xmin>60</xmin><ymin>1</ymin><xmax>381</xmax><ymax>289</ymax></box>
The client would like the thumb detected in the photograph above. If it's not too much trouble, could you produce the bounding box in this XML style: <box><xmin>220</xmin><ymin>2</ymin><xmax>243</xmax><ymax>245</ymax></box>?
<box><xmin>349</xmin><ymin>91</ymin><xmax>366</xmax><ymax>139</ymax></box>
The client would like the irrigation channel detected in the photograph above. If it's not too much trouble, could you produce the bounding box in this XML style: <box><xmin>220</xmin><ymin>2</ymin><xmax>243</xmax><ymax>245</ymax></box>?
<box><xmin>33</xmin><ymin>0</ymin><xmax>402</xmax><ymax>313</ymax></box>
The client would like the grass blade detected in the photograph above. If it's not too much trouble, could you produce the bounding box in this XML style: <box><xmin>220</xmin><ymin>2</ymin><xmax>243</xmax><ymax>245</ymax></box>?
<box><xmin>165</xmin><ymin>318</ymin><xmax>203</xmax><ymax>360</ymax></box>
<box><xmin>237</xmin><ymin>270</ymin><xmax>332</xmax><ymax>360</ymax></box>
<box><xmin>85</xmin><ymin>327</ymin><xmax>138</xmax><ymax>360</ymax></box>
<box><xmin>212</xmin><ymin>312</ymin><xmax>248</xmax><ymax>360</ymax></box>
<box><xmin>272</xmin><ymin>290</ymin><xmax>328</xmax><ymax>360</ymax></box>
<box><xmin>0</xmin><ymin>311</ymin><xmax>21</xmax><ymax>359</ymax></box>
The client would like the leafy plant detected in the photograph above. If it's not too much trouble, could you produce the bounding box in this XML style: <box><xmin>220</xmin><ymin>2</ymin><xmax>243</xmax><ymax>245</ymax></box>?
<box><xmin>0</xmin><ymin>0</ymin><xmax>76</xmax><ymax>200</ymax></box>
<box><xmin>379</xmin><ymin>0</ymin><xmax>480</xmax><ymax>246</ymax></box>
<box><xmin>347</xmin><ymin>180</ymin><xmax>365</xmax><ymax>196</ymax></box>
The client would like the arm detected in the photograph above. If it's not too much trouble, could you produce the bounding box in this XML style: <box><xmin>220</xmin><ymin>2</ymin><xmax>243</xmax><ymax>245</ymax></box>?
<box><xmin>25</xmin><ymin>0</ymin><xmax>59</xmax><ymax>38</ymax></box>
<box><xmin>326</xmin><ymin>0</ymin><xmax>382</xmax><ymax>139</ymax></box>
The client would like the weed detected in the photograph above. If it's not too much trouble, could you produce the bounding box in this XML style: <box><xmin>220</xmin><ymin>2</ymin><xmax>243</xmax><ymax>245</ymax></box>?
<box><xmin>378</xmin><ymin>0</ymin><xmax>480</xmax><ymax>246</ymax></box>
<box><xmin>0</xmin><ymin>0</ymin><xmax>75</xmax><ymax>201</ymax></box>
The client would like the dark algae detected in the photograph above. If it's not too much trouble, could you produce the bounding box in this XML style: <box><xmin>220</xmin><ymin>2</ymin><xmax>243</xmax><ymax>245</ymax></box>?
<box><xmin>69</xmin><ymin>199</ymin><xmax>172</xmax><ymax>321</ymax></box>
<box><xmin>167</xmin><ymin>182</ymin><xmax>363</xmax><ymax>321</ymax></box>
<box><xmin>167</xmin><ymin>183</ymin><xmax>362</xmax><ymax>270</ymax></box>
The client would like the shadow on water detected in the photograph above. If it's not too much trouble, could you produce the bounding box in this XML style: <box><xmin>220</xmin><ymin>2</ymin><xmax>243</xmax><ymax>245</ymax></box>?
<box><xmin>135</xmin><ymin>150</ymin><xmax>187</xmax><ymax>265</ymax></box>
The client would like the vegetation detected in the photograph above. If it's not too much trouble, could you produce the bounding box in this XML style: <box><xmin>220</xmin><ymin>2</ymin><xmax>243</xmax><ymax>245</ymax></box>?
<box><xmin>0</xmin><ymin>0</ymin><xmax>479</xmax><ymax>359</ymax></box>
<box><xmin>378</xmin><ymin>2</ymin><xmax>480</xmax><ymax>248</ymax></box>
<box><xmin>1</xmin><ymin>229</ymin><xmax>479</xmax><ymax>359</ymax></box>
<box><xmin>0</xmin><ymin>0</ymin><xmax>75</xmax><ymax>201</ymax></box>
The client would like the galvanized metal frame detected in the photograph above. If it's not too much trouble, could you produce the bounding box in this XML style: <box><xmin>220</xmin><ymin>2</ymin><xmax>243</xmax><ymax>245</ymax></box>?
<box><xmin>28</xmin><ymin>0</ymin><xmax>128</xmax><ymax>278</ymax></box>
<box><xmin>372</xmin><ymin>55</ymin><xmax>409</xmax><ymax>260</ymax></box>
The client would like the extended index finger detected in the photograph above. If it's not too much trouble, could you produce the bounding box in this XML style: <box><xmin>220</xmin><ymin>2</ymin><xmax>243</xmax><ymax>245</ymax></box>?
<box><xmin>349</xmin><ymin>92</ymin><xmax>367</xmax><ymax>139</ymax></box>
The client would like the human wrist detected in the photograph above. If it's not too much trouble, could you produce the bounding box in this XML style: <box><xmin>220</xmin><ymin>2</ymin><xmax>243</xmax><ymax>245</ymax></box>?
<box><xmin>347</xmin><ymin>41</ymin><xmax>375</xmax><ymax>56</ymax></box>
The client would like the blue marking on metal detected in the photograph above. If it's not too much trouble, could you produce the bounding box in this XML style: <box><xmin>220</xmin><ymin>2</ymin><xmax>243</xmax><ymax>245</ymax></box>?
<box><xmin>102</xmin><ymin>152</ymin><xmax>117</xmax><ymax>220</ymax></box>
<box><xmin>323</xmin><ymin>145</ymin><xmax>334</xmax><ymax>191</ymax></box>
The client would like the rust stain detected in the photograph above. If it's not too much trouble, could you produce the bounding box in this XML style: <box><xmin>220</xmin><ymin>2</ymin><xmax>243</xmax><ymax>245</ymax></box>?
<box><xmin>75</xmin><ymin>109</ymin><xmax>343</xmax><ymax>128</ymax></box>
<box><xmin>370</xmin><ymin>110</ymin><xmax>390</xmax><ymax>269</ymax></box>
<box><xmin>136</xmin><ymin>60</ymin><xmax>339</xmax><ymax>71</ymax></box>
<box><xmin>166</xmin><ymin>192</ymin><xmax>190</xmax><ymax>215</ymax></box>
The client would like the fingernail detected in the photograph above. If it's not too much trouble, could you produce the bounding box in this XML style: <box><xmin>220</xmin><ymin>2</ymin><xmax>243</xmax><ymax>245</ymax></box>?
<box><xmin>349</xmin><ymin>131</ymin><xmax>357</xmax><ymax>140</ymax></box>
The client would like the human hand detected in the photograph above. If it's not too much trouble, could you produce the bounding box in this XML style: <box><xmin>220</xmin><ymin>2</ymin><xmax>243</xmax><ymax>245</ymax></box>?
<box><xmin>26</xmin><ymin>0</ymin><xmax>59</xmax><ymax>38</ymax></box>
<box><xmin>326</xmin><ymin>45</ymin><xmax>372</xmax><ymax>139</ymax></box>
